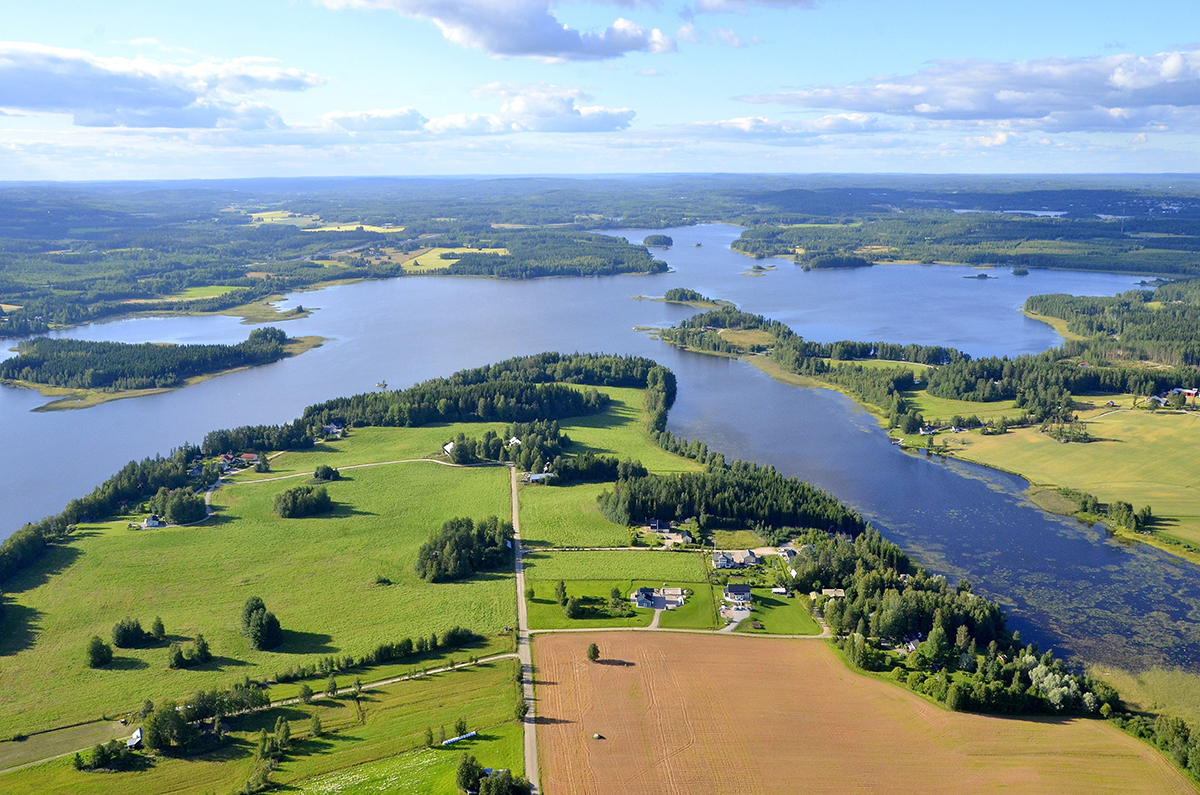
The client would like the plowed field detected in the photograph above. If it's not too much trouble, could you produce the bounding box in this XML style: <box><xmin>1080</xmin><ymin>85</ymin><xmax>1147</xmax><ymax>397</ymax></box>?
<box><xmin>534</xmin><ymin>633</ymin><xmax>1195</xmax><ymax>795</ymax></box>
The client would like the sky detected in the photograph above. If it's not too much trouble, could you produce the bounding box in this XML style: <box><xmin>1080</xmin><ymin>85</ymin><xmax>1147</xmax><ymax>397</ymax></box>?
<box><xmin>1</xmin><ymin>0</ymin><xmax>1198</xmax><ymax>179</ymax></box>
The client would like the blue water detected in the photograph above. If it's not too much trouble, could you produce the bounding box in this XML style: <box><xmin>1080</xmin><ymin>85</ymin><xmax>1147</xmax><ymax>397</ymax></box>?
<box><xmin>2</xmin><ymin>224</ymin><xmax>1186</xmax><ymax>669</ymax></box>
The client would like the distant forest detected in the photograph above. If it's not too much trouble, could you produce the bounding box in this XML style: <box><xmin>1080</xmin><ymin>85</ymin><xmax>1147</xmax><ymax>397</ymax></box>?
<box><xmin>0</xmin><ymin>327</ymin><xmax>293</xmax><ymax>390</ymax></box>
<box><xmin>4</xmin><ymin>175</ymin><xmax>1200</xmax><ymax>335</ymax></box>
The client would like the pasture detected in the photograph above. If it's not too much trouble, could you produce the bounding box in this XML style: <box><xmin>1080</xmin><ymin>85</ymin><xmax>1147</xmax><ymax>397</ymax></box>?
<box><xmin>521</xmin><ymin>550</ymin><xmax>707</xmax><ymax>583</ymax></box>
<box><xmin>734</xmin><ymin>589</ymin><xmax>821</xmax><ymax>635</ymax></box>
<box><xmin>533</xmin><ymin>632</ymin><xmax>1196</xmax><ymax>795</ymax></box>
<box><xmin>958</xmin><ymin>409</ymin><xmax>1200</xmax><ymax>546</ymax></box>
<box><xmin>1</xmin><ymin>659</ymin><xmax>520</xmax><ymax>794</ymax></box>
<box><xmin>0</xmin><ymin>459</ymin><xmax>514</xmax><ymax>737</ymax></box>
<box><xmin>400</xmin><ymin>247</ymin><xmax>508</xmax><ymax>273</ymax></box>
<box><xmin>519</xmin><ymin>482</ymin><xmax>628</xmax><ymax>548</ymax></box>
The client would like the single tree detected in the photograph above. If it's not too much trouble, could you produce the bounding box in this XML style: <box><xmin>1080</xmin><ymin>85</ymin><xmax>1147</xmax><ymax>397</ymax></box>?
<box><xmin>192</xmin><ymin>633</ymin><xmax>211</xmax><ymax>664</ymax></box>
<box><xmin>456</xmin><ymin>752</ymin><xmax>485</xmax><ymax>793</ymax></box>
<box><xmin>563</xmin><ymin>596</ymin><xmax>582</xmax><ymax>619</ymax></box>
<box><xmin>167</xmin><ymin>642</ymin><xmax>187</xmax><ymax>669</ymax></box>
<box><xmin>86</xmin><ymin>635</ymin><xmax>112</xmax><ymax>668</ymax></box>
<box><xmin>298</xmin><ymin>683</ymin><xmax>314</xmax><ymax>704</ymax></box>
<box><xmin>241</xmin><ymin>596</ymin><xmax>266</xmax><ymax>633</ymax></box>
<box><xmin>454</xmin><ymin>717</ymin><xmax>468</xmax><ymax>737</ymax></box>
<box><xmin>586</xmin><ymin>643</ymin><xmax>600</xmax><ymax>662</ymax></box>
<box><xmin>275</xmin><ymin>717</ymin><xmax>291</xmax><ymax>751</ymax></box>
<box><xmin>438</xmin><ymin>725</ymin><xmax>447</xmax><ymax>744</ymax></box>
<box><xmin>555</xmin><ymin>579</ymin><xmax>567</xmax><ymax>606</ymax></box>
<box><xmin>326</xmin><ymin>674</ymin><xmax>338</xmax><ymax>697</ymax></box>
<box><xmin>138</xmin><ymin>700</ymin><xmax>154</xmax><ymax>720</ymax></box>
<box><xmin>150</xmin><ymin>616</ymin><xmax>166</xmax><ymax>643</ymax></box>
<box><xmin>311</xmin><ymin>714</ymin><xmax>323</xmax><ymax>737</ymax></box>
<box><xmin>352</xmin><ymin>677</ymin><xmax>363</xmax><ymax>697</ymax></box>
<box><xmin>424</xmin><ymin>726</ymin><xmax>434</xmax><ymax>748</ymax></box>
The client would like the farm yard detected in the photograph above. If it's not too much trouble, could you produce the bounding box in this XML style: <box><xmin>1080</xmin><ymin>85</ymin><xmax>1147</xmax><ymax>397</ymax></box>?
<box><xmin>532</xmin><ymin>632</ymin><xmax>1196</xmax><ymax>795</ymax></box>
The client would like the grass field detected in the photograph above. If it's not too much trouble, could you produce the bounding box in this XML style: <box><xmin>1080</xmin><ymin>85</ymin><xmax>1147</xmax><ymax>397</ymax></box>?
<box><xmin>1</xmin><ymin>658</ymin><xmax>521</xmax><ymax>794</ymax></box>
<box><xmin>718</xmin><ymin>328</ymin><xmax>776</xmax><ymax>348</ymax></box>
<box><xmin>734</xmin><ymin>590</ymin><xmax>821</xmax><ymax>635</ymax></box>
<box><xmin>519</xmin><ymin>483</ymin><xmax>629</xmax><ymax>548</ymax></box>
<box><xmin>526</xmin><ymin>581</ymin><xmax>655</xmax><ymax>630</ymax></box>
<box><xmin>710</xmin><ymin>529</ymin><xmax>765</xmax><ymax>549</ymax></box>
<box><xmin>0</xmin><ymin>456</ymin><xmax>514</xmax><ymax>737</ymax></box>
<box><xmin>1091</xmin><ymin>665</ymin><xmax>1200</xmax><ymax>729</ymax></box>
<box><xmin>522</xmin><ymin>550</ymin><xmax>707</xmax><ymax>583</ymax></box>
<box><xmin>957</xmin><ymin>409</ymin><xmax>1200</xmax><ymax>546</ymax></box>
<box><xmin>557</xmin><ymin>386</ymin><xmax>705</xmax><ymax>475</ymax></box>
<box><xmin>655</xmin><ymin>584</ymin><xmax>719</xmax><ymax>630</ymax></box>
<box><xmin>400</xmin><ymin>247</ymin><xmax>508</xmax><ymax>273</ymax></box>
<box><xmin>533</xmin><ymin>633</ymin><xmax>1196</xmax><ymax>795</ymax></box>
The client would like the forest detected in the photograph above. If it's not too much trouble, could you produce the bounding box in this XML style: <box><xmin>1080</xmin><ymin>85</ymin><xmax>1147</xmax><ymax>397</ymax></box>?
<box><xmin>413</xmin><ymin>516</ymin><xmax>514</xmax><ymax>582</ymax></box>
<box><xmin>0</xmin><ymin>327</ymin><xmax>293</xmax><ymax>390</ymax></box>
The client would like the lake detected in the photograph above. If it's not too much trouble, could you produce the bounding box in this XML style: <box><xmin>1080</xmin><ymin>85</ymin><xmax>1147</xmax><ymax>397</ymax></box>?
<box><xmin>4</xmin><ymin>224</ymin><xmax>1191</xmax><ymax>670</ymax></box>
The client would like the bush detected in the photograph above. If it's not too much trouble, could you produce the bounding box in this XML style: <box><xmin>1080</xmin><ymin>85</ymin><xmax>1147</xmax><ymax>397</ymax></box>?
<box><xmin>150</xmin><ymin>616</ymin><xmax>165</xmax><ymax>643</ymax></box>
<box><xmin>86</xmin><ymin>636</ymin><xmax>112</xmax><ymax>668</ymax></box>
<box><xmin>313</xmin><ymin>464</ymin><xmax>340</xmax><ymax>481</ymax></box>
<box><xmin>274</xmin><ymin>485</ymin><xmax>332</xmax><ymax>518</ymax></box>
<box><xmin>111</xmin><ymin>617</ymin><xmax>148</xmax><ymax>648</ymax></box>
<box><xmin>242</xmin><ymin>597</ymin><xmax>283</xmax><ymax>650</ymax></box>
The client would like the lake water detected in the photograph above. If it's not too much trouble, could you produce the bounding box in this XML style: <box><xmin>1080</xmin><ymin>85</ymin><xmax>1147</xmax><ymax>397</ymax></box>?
<box><xmin>4</xmin><ymin>224</ymin><xmax>1192</xmax><ymax>670</ymax></box>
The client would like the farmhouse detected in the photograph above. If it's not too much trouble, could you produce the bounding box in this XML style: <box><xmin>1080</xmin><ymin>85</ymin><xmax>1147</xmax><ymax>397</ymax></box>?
<box><xmin>713</xmin><ymin>551</ymin><xmax>735</xmax><ymax>569</ymax></box>
<box><xmin>141</xmin><ymin>515</ymin><xmax>165</xmax><ymax>529</ymax></box>
<box><xmin>734</xmin><ymin>549</ymin><xmax>759</xmax><ymax>567</ymax></box>
<box><xmin>240</xmin><ymin>453</ymin><xmax>258</xmax><ymax>463</ymax></box>
<box><xmin>443</xmin><ymin>441</ymin><xmax>456</xmax><ymax>455</ymax></box>
<box><xmin>126</xmin><ymin>728</ymin><xmax>143</xmax><ymax>750</ymax></box>
<box><xmin>647</xmin><ymin>518</ymin><xmax>665</xmax><ymax>532</ymax></box>
<box><xmin>632</xmin><ymin>587</ymin><xmax>655</xmax><ymax>609</ymax></box>
<box><xmin>724</xmin><ymin>584</ymin><xmax>752</xmax><ymax>604</ymax></box>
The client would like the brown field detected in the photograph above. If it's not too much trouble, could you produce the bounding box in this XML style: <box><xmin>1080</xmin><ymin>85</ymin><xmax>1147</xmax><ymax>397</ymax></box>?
<box><xmin>534</xmin><ymin>633</ymin><xmax>1195</xmax><ymax>795</ymax></box>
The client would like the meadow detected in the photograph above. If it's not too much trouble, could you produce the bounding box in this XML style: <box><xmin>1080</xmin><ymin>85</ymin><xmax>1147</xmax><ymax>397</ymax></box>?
<box><xmin>521</xmin><ymin>550</ymin><xmax>707</xmax><ymax>583</ymax></box>
<box><xmin>2</xmin><ymin>658</ymin><xmax>521</xmax><ymax>794</ymax></box>
<box><xmin>534</xmin><ymin>632</ymin><xmax>1195</xmax><ymax>795</ymax></box>
<box><xmin>0</xmin><ymin>457</ymin><xmax>514</xmax><ymax>737</ymax></box>
<box><xmin>518</xmin><ymin>482</ymin><xmax>629</xmax><ymax>548</ymax></box>
<box><xmin>734</xmin><ymin>589</ymin><xmax>821</xmax><ymax>635</ymax></box>
<box><xmin>399</xmin><ymin>247</ymin><xmax>508</xmax><ymax>273</ymax></box>
<box><xmin>957</xmin><ymin>409</ymin><xmax>1200</xmax><ymax>546</ymax></box>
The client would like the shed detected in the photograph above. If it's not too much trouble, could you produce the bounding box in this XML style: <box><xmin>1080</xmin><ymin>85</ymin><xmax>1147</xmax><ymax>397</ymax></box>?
<box><xmin>127</xmin><ymin>728</ymin><xmax>143</xmax><ymax>750</ymax></box>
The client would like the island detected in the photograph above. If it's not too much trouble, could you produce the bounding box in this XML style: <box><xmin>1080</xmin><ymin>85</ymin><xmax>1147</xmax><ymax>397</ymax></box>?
<box><xmin>0</xmin><ymin>327</ymin><xmax>323</xmax><ymax>410</ymax></box>
<box><xmin>643</xmin><ymin>234</ymin><xmax>674</xmax><ymax>247</ymax></box>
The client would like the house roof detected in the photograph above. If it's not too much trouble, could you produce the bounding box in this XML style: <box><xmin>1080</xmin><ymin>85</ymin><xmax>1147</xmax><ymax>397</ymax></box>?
<box><xmin>725</xmin><ymin>584</ymin><xmax>752</xmax><ymax>595</ymax></box>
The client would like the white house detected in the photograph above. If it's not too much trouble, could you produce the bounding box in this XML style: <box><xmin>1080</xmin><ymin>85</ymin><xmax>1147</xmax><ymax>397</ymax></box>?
<box><xmin>443</xmin><ymin>441</ymin><xmax>456</xmax><ymax>455</ymax></box>
<box><xmin>734</xmin><ymin>550</ymin><xmax>759</xmax><ymax>567</ymax></box>
<box><xmin>713</xmin><ymin>551</ymin><xmax>735</xmax><ymax>569</ymax></box>
<box><xmin>141</xmin><ymin>515</ymin><xmax>165</xmax><ymax>529</ymax></box>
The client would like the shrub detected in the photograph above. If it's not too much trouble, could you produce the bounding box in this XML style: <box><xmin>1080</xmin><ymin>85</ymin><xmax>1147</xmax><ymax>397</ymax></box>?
<box><xmin>274</xmin><ymin>485</ymin><xmax>332</xmax><ymax>518</ymax></box>
<box><xmin>86</xmin><ymin>636</ymin><xmax>112</xmax><ymax>668</ymax></box>
<box><xmin>313</xmin><ymin>465</ymin><xmax>340</xmax><ymax>481</ymax></box>
<box><xmin>111</xmin><ymin>617</ymin><xmax>147</xmax><ymax>648</ymax></box>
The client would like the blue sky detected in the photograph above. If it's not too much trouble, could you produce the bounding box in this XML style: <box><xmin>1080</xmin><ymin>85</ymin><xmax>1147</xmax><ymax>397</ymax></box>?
<box><xmin>2</xmin><ymin>0</ymin><xmax>1198</xmax><ymax>178</ymax></box>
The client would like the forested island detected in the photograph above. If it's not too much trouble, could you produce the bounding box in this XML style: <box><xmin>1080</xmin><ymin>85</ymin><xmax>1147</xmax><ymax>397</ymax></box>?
<box><xmin>0</xmin><ymin>327</ymin><xmax>321</xmax><ymax>409</ymax></box>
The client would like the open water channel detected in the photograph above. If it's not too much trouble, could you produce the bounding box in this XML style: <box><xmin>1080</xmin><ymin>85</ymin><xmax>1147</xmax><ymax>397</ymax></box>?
<box><xmin>2</xmin><ymin>224</ymin><xmax>1195</xmax><ymax>670</ymax></box>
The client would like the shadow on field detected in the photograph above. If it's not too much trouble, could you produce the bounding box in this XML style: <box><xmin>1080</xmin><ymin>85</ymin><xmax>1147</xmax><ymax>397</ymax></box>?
<box><xmin>278</xmin><ymin>630</ymin><xmax>338</xmax><ymax>655</ymax></box>
<box><xmin>228</xmin><ymin>706</ymin><xmax>311</xmax><ymax>733</ymax></box>
<box><xmin>106</xmin><ymin>656</ymin><xmax>150</xmax><ymax>671</ymax></box>
<box><xmin>0</xmin><ymin>601</ymin><xmax>41</xmax><ymax>656</ymax></box>
<box><xmin>6</xmin><ymin>544</ymin><xmax>82</xmax><ymax>594</ymax></box>
<box><xmin>595</xmin><ymin>659</ymin><xmax>634</xmax><ymax>667</ymax></box>
<box><xmin>191</xmin><ymin>654</ymin><xmax>250</xmax><ymax>671</ymax></box>
<box><xmin>533</xmin><ymin>716</ymin><xmax>573</xmax><ymax>726</ymax></box>
<box><xmin>326</xmin><ymin>503</ymin><xmax>375</xmax><ymax>519</ymax></box>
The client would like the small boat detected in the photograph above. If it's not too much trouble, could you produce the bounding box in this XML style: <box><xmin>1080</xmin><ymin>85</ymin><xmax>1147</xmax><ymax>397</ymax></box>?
<box><xmin>376</xmin><ymin>381</ymin><xmax>387</xmax><ymax>390</ymax></box>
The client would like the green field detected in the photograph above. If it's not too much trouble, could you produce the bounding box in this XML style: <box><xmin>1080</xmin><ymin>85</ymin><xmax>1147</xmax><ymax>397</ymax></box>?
<box><xmin>522</xmin><ymin>550</ymin><xmax>707</xmax><ymax>583</ymax></box>
<box><xmin>519</xmin><ymin>482</ymin><xmax>628</xmax><ymax>548</ymax></box>
<box><xmin>400</xmin><ymin>247</ymin><xmax>508</xmax><ymax>273</ymax></box>
<box><xmin>710</xmin><ymin>529</ymin><xmax>765</xmax><ymax>549</ymax></box>
<box><xmin>656</xmin><ymin>584</ymin><xmax>720</xmax><ymax>630</ymax></box>
<box><xmin>0</xmin><ymin>457</ymin><xmax>514</xmax><ymax>737</ymax></box>
<box><xmin>1</xmin><ymin>659</ymin><xmax>521</xmax><ymax>794</ymax></box>
<box><xmin>525</xmin><ymin>580</ymin><xmax>655</xmax><ymax>630</ymax></box>
<box><xmin>735</xmin><ymin>589</ymin><xmax>822</xmax><ymax>635</ymax></box>
<box><xmin>557</xmin><ymin>386</ymin><xmax>705</xmax><ymax>475</ymax></box>
<box><xmin>957</xmin><ymin>408</ymin><xmax>1200</xmax><ymax>547</ymax></box>
<box><xmin>902</xmin><ymin>389</ymin><xmax>1022</xmax><ymax>423</ymax></box>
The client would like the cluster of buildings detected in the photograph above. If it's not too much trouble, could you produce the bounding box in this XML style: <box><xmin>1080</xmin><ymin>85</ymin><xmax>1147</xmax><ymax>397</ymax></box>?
<box><xmin>712</xmin><ymin>549</ymin><xmax>759</xmax><ymax>569</ymax></box>
<box><xmin>630</xmin><ymin>586</ymin><xmax>686</xmax><ymax>609</ymax></box>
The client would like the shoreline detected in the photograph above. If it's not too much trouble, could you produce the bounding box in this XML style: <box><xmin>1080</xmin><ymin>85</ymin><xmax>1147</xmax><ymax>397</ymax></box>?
<box><xmin>4</xmin><ymin>335</ymin><xmax>326</xmax><ymax>412</ymax></box>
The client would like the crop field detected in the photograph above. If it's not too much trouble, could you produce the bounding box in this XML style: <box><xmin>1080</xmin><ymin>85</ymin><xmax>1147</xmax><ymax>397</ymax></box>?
<box><xmin>522</xmin><ymin>550</ymin><xmax>707</xmax><ymax>583</ymax></box>
<box><xmin>958</xmin><ymin>409</ymin><xmax>1200</xmax><ymax>546</ymax></box>
<box><xmin>0</xmin><ymin>460</ymin><xmax>514</xmax><ymax>737</ymax></box>
<box><xmin>533</xmin><ymin>633</ymin><xmax>1196</xmax><ymax>795</ymax></box>
<box><xmin>734</xmin><ymin>589</ymin><xmax>821</xmax><ymax>635</ymax></box>
<box><xmin>400</xmin><ymin>247</ymin><xmax>508</xmax><ymax>273</ymax></box>
<box><xmin>1</xmin><ymin>659</ymin><xmax>521</xmax><ymax>794</ymax></box>
<box><xmin>519</xmin><ymin>482</ymin><xmax>628</xmax><ymax>548</ymax></box>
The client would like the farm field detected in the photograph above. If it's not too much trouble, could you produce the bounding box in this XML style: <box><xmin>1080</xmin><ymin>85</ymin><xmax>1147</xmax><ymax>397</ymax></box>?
<box><xmin>400</xmin><ymin>247</ymin><xmax>508</xmax><ymax>273</ymax></box>
<box><xmin>734</xmin><ymin>589</ymin><xmax>821</xmax><ymax>635</ymax></box>
<box><xmin>533</xmin><ymin>632</ymin><xmax>1196</xmax><ymax>795</ymax></box>
<box><xmin>526</xmin><ymin>580</ymin><xmax>655</xmax><ymax>630</ymax></box>
<box><xmin>0</xmin><ymin>458</ymin><xmax>514</xmax><ymax>737</ymax></box>
<box><xmin>2</xmin><ymin>658</ymin><xmax>521</xmax><ymax>794</ymax></box>
<box><xmin>518</xmin><ymin>482</ymin><xmax>628</xmax><ymax>548</ymax></box>
<box><xmin>957</xmin><ymin>409</ymin><xmax>1200</xmax><ymax>546</ymax></box>
<box><xmin>522</xmin><ymin>550</ymin><xmax>707</xmax><ymax>583</ymax></box>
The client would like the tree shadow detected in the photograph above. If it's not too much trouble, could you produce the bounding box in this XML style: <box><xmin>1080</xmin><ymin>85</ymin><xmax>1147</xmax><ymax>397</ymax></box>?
<box><xmin>531</xmin><ymin>678</ymin><xmax>557</xmax><ymax>686</ymax></box>
<box><xmin>532</xmin><ymin>716</ymin><xmax>573</xmax><ymax>726</ymax></box>
<box><xmin>325</xmin><ymin>503</ymin><xmax>375</xmax><ymax>519</ymax></box>
<box><xmin>595</xmin><ymin>659</ymin><xmax>635</xmax><ymax>667</ymax></box>
<box><xmin>227</xmin><ymin>706</ymin><xmax>312</xmax><ymax>733</ymax></box>
<box><xmin>190</xmin><ymin>655</ymin><xmax>250</xmax><ymax>671</ymax></box>
<box><xmin>0</xmin><ymin>601</ymin><xmax>41</xmax><ymax>656</ymax></box>
<box><xmin>278</xmin><ymin>630</ymin><xmax>337</xmax><ymax>655</ymax></box>
<box><xmin>5</xmin><ymin>544</ymin><xmax>83</xmax><ymax>594</ymax></box>
<box><xmin>106</xmin><ymin>656</ymin><xmax>150</xmax><ymax>671</ymax></box>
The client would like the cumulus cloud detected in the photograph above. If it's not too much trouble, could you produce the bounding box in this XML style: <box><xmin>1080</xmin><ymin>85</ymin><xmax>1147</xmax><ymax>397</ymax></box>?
<box><xmin>693</xmin><ymin>0</ymin><xmax>820</xmax><ymax>12</ymax></box>
<box><xmin>311</xmin><ymin>0</ymin><xmax>674</xmax><ymax>61</ymax></box>
<box><xmin>740</xmin><ymin>49</ymin><xmax>1200</xmax><ymax>132</ymax></box>
<box><xmin>328</xmin><ymin>83</ymin><xmax>635</xmax><ymax>137</ymax></box>
<box><xmin>322</xmin><ymin>106</ymin><xmax>427</xmax><ymax>131</ymax></box>
<box><xmin>669</xmin><ymin>112</ymin><xmax>882</xmax><ymax>145</ymax></box>
<box><xmin>0</xmin><ymin>42</ymin><xmax>323</xmax><ymax>128</ymax></box>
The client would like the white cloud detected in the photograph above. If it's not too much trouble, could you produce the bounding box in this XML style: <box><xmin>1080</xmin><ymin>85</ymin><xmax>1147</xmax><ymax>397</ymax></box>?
<box><xmin>693</xmin><ymin>0</ymin><xmax>820</xmax><ymax>12</ymax></box>
<box><xmin>327</xmin><ymin>83</ymin><xmax>635</xmax><ymax>137</ymax></box>
<box><xmin>714</xmin><ymin>28</ymin><xmax>746</xmax><ymax>47</ymax></box>
<box><xmin>322</xmin><ymin>106</ymin><xmax>427</xmax><ymax>131</ymax></box>
<box><xmin>676</xmin><ymin>112</ymin><xmax>880</xmax><ymax>144</ymax></box>
<box><xmin>311</xmin><ymin>0</ymin><xmax>674</xmax><ymax>61</ymax></box>
<box><xmin>637</xmin><ymin>68</ymin><xmax>663</xmax><ymax>77</ymax></box>
<box><xmin>0</xmin><ymin>42</ymin><xmax>323</xmax><ymax>128</ymax></box>
<box><xmin>740</xmin><ymin>48</ymin><xmax>1200</xmax><ymax>132</ymax></box>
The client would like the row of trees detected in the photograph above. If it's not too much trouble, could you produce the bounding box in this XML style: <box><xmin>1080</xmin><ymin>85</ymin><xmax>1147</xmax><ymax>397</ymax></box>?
<box><xmin>598</xmin><ymin>459</ymin><xmax>866</xmax><ymax>536</ymax></box>
<box><xmin>414</xmin><ymin>517</ymin><xmax>514</xmax><ymax>582</ymax></box>
<box><xmin>0</xmin><ymin>327</ymin><xmax>292</xmax><ymax>390</ymax></box>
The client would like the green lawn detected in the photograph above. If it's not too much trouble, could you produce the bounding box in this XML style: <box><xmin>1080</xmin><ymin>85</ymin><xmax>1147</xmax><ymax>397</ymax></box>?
<box><xmin>522</xmin><ymin>550</ymin><xmax>707</xmax><ymax>583</ymax></box>
<box><xmin>735</xmin><ymin>590</ymin><xmax>821</xmax><ymax>635</ymax></box>
<box><xmin>656</xmin><ymin>584</ymin><xmax>720</xmax><ymax>630</ymax></box>
<box><xmin>525</xmin><ymin>581</ymin><xmax>654</xmax><ymax>630</ymax></box>
<box><xmin>0</xmin><ymin>459</ymin><xmax>515</xmax><ymax>737</ymax></box>
<box><xmin>710</xmin><ymin>529</ymin><xmax>765</xmax><ymax>549</ymax></box>
<box><xmin>557</xmin><ymin>387</ymin><xmax>705</xmax><ymax>475</ymax></box>
<box><xmin>173</xmin><ymin>284</ymin><xmax>239</xmax><ymax>300</ymax></box>
<box><xmin>1</xmin><ymin>659</ymin><xmax>521</xmax><ymax>794</ymax></box>
<box><xmin>902</xmin><ymin>389</ymin><xmax>1022</xmax><ymax>423</ymax></box>
<box><xmin>518</xmin><ymin>482</ymin><xmax>629</xmax><ymax>548</ymax></box>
